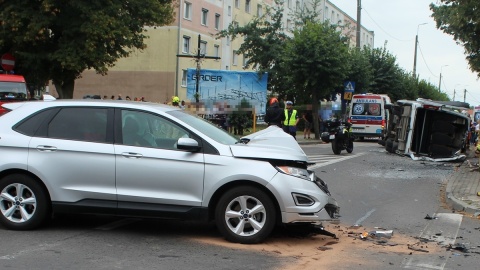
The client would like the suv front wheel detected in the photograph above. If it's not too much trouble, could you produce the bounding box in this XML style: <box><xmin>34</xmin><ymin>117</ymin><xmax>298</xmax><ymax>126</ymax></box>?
<box><xmin>0</xmin><ymin>174</ymin><xmax>50</xmax><ymax>230</ymax></box>
<box><xmin>215</xmin><ymin>186</ymin><xmax>276</xmax><ymax>244</ymax></box>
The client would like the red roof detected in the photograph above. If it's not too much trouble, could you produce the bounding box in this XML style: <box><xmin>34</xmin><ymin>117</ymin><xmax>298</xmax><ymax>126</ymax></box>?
<box><xmin>0</xmin><ymin>74</ymin><xmax>26</xmax><ymax>83</ymax></box>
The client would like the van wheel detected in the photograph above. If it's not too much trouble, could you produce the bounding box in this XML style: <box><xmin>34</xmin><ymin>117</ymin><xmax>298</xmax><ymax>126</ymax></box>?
<box><xmin>0</xmin><ymin>174</ymin><xmax>50</xmax><ymax>230</ymax></box>
<box><xmin>385</xmin><ymin>138</ymin><xmax>394</xmax><ymax>153</ymax></box>
<box><xmin>215</xmin><ymin>186</ymin><xmax>276</xmax><ymax>244</ymax></box>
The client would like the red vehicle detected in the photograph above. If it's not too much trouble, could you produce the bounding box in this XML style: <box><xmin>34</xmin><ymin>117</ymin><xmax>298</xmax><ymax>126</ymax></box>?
<box><xmin>0</xmin><ymin>74</ymin><xmax>28</xmax><ymax>115</ymax></box>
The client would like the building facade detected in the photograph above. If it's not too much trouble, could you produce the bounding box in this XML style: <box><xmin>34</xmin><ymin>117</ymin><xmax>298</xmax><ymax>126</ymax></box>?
<box><xmin>63</xmin><ymin>0</ymin><xmax>373</xmax><ymax>102</ymax></box>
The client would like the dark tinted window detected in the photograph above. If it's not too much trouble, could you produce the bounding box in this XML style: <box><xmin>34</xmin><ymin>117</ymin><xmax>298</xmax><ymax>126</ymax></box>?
<box><xmin>14</xmin><ymin>109</ymin><xmax>56</xmax><ymax>136</ymax></box>
<box><xmin>48</xmin><ymin>108</ymin><xmax>108</xmax><ymax>143</ymax></box>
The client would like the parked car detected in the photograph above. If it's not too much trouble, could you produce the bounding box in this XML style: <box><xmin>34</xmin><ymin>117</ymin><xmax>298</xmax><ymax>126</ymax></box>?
<box><xmin>0</xmin><ymin>74</ymin><xmax>29</xmax><ymax>115</ymax></box>
<box><xmin>383</xmin><ymin>98</ymin><xmax>470</xmax><ymax>161</ymax></box>
<box><xmin>0</xmin><ymin>100</ymin><xmax>338</xmax><ymax>244</ymax></box>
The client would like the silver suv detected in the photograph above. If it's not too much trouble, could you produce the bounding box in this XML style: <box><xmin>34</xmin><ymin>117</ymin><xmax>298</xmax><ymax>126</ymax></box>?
<box><xmin>0</xmin><ymin>100</ymin><xmax>338</xmax><ymax>244</ymax></box>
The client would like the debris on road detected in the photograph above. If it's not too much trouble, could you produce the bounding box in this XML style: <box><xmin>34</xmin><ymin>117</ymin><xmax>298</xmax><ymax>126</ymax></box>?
<box><xmin>408</xmin><ymin>244</ymin><xmax>429</xmax><ymax>253</ymax></box>
<box><xmin>424</xmin><ymin>214</ymin><xmax>438</xmax><ymax>220</ymax></box>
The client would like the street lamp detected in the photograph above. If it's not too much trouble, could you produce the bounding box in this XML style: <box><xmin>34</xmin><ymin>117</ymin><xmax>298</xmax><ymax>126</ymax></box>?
<box><xmin>438</xmin><ymin>65</ymin><xmax>449</xmax><ymax>91</ymax></box>
<box><xmin>413</xmin><ymin>23</ymin><xmax>427</xmax><ymax>79</ymax></box>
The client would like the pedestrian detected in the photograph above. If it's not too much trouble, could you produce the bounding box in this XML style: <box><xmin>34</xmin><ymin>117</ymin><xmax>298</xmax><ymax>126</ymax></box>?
<box><xmin>172</xmin><ymin>96</ymin><xmax>180</xmax><ymax>107</ymax></box>
<box><xmin>264</xmin><ymin>97</ymin><xmax>284</xmax><ymax>128</ymax></box>
<box><xmin>134</xmin><ymin>97</ymin><xmax>138</xmax><ymax>101</ymax></box>
<box><xmin>103</xmin><ymin>95</ymin><xmax>108</xmax><ymax>100</ymax></box>
<box><xmin>302</xmin><ymin>111</ymin><xmax>313</xmax><ymax>139</ymax></box>
<box><xmin>111</xmin><ymin>95</ymin><xmax>115</xmax><ymax>100</ymax></box>
<box><xmin>140</xmin><ymin>97</ymin><xmax>146</xmax><ymax>102</ymax></box>
<box><xmin>283</xmin><ymin>101</ymin><xmax>299</xmax><ymax>139</ymax></box>
<box><xmin>125</xmin><ymin>96</ymin><xmax>131</xmax><ymax>101</ymax></box>
<box><xmin>180</xmin><ymin>100</ymin><xmax>186</xmax><ymax>110</ymax></box>
<box><xmin>117</xmin><ymin>94</ymin><xmax>123</xmax><ymax>100</ymax></box>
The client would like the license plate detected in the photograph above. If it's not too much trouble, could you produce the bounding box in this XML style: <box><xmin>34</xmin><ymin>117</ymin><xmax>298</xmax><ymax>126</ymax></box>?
<box><xmin>329</xmin><ymin>135</ymin><xmax>335</xmax><ymax>139</ymax></box>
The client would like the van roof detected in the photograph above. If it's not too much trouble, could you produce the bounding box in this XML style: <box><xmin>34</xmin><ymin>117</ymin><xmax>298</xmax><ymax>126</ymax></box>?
<box><xmin>0</xmin><ymin>74</ymin><xmax>26</xmax><ymax>83</ymax></box>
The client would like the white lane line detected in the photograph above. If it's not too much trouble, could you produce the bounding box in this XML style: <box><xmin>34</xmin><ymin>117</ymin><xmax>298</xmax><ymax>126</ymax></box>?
<box><xmin>308</xmin><ymin>152</ymin><xmax>366</xmax><ymax>169</ymax></box>
<box><xmin>95</xmin><ymin>218</ymin><xmax>141</xmax><ymax>231</ymax></box>
<box><xmin>353</xmin><ymin>208</ymin><xmax>376</xmax><ymax>227</ymax></box>
<box><xmin>402</xmin><ymin>213</ymin><xmax>463</xmax><ymax>270</ymax></box>
<box><xmin>0</xmin><ymin>243</ymin><xmax>60</xmax><ymax>260</ymax></box>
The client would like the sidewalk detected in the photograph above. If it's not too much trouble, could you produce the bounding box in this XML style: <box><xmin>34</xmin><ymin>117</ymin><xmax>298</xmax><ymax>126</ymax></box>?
<box><xmin>445</xmin><ymin>146</ymin><xmax>480</xmax><ymax>214</ymax></box>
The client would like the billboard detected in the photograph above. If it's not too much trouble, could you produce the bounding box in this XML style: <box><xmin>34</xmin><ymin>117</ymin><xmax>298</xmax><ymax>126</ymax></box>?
<box><xmin>186</xmin><ymin>69</ymin><xmax>268</xmax><ymax>115</ymax></box>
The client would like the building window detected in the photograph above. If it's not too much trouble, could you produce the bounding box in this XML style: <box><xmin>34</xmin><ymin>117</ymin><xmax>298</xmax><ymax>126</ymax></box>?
<box><xmin>228</xmin><ymin>6</ymin><xmax>231</xmax><ymax>16</ymax></box>
<box><xmin>233</xmin><ymin>21</ymin><xmax>239</xmax><ymax>28</ymax></box>
<box><xmin>331</xmin><ymin>11</ymin><xmax>334</xmax><ymax>22</ymax></box>
<box><xmin>296</xmin><ymin>1</ymin><xmax>300</xmax><ymax>10</ymax></box>
<box><xmin>215</xmin><ymin>14</ymin><xmax>221</xmax><ymax>29</ymax></box>
<box><xmin>200</xmin><ymin>41</ymin><xmax>207</xmax><ymax>56</ymax></box>
<box><xmin>181</xmin><ymin>70</ymin><xmax>187</xmax><ymax>86</ymax></box>
<box><xmin>287</xmin><ymin>19</ymin><xmax>292</xmax><ymax>31</ymax></box>
<box><xmin>201</xmin><ymin>8</ymin><xmax>209</xmax><ymax>26</ymax></box>
<box><xmin>245</xmin><ymin>0</ymin><xmax>251</xmax><ymax>13</ymax></box>
<box><xmin>182</xmin><ymin>36</ymin><xmax>190</xmax><ymax>53</ymax></box>
<box><xmin>325</xmin><ymin>7</ymin><xmax>329</xmax><ymax>20</ymax></box>
<box><xmin>226</xmin><ymin>65</ymin><xmax>229</xmax><ymax>70</ymax></box>
<box><xmin>288</xmin><ymin>0</ymin><xmax>292</xmax><ymax>8</ymax></box>
<box><xmin>257</xmin><ymin>4</ymin><xmax>263</xmax><ymax>17</ymax></box>
<box><xmin>214</xmin><ymin>45</ymin><xmax>220</xmax><ymax>58</ymax></box>
<box><xmin>232</xmin><ymin>50</ymin><xmax>238</xmax><ymax>66</ymax></box>
<box><xmin>243</xmin><ymin>55</ymin><xmax>248</xmax><ymax>67</ymax></box>
<box><xmin>226</xmin><ymin>36</ymin><xmax>230</xmax><ymax>46</ymax></box>
<box><xmin>184</xmin><ymin>2</ymin><xmax>192</xmax><ymax>20</ymax></box>
<box><xmin>235</xmin><ymin>0</ymin><xmax>239</xmax><ymax>8</ymax></box>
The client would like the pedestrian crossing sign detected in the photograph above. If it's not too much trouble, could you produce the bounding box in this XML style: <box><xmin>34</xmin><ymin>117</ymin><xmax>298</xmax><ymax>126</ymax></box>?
<box><xmin>343</xmin><ymin>81</ymin><xmax>355</xmax><ymax>100</ymax></box>
<box><xmin>344</xmin><ymin>81</ymin><xmax>355</xmax><ymax>92</ymax></box>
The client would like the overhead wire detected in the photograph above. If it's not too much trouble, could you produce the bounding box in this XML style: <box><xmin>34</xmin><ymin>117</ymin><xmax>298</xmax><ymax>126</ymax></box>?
<box><xmin>362</xmin><ymin>8</ymin><xmax>414</xmax><ymax>42</ymax></box>
<box><xmin>417</xmin><ymin>42</ymin><xmax>438</xmax><ymax>78</ymax></box>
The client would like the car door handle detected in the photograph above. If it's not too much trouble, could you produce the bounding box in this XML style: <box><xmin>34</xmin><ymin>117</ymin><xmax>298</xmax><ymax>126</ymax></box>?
<box><xmin>36</xmin><ymin>145</ymin><xmax>58</xmax><ymax>152</ymax></box>
<box><xmin>121</xmin><ymin>152</ymin><xmax>143</xmax><ymax>158</ymax></box>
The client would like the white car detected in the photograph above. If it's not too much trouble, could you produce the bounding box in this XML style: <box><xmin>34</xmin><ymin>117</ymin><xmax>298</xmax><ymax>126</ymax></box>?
<box><xmin>0</xmin><ymin>100</ymin><xmax>338</xmax><ymax>244</ymax></box>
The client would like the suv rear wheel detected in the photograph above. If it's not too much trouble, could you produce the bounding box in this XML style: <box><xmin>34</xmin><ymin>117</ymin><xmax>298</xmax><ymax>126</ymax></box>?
<box><xmin>215</xmin><ymin>186</ymin><xmax>276</xmax><ymax>244</ymax></box>
<box><xmin>0</xmin><ymin>174</ymin><xmax>50</xmax><ymax>230</ymax></box>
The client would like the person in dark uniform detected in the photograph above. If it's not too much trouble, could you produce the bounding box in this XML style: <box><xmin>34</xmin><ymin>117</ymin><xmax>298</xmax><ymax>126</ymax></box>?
<box><xmin>264</xmin><ymin>98</ymin><xmax>284</xmax><ymax>127</ymax></box>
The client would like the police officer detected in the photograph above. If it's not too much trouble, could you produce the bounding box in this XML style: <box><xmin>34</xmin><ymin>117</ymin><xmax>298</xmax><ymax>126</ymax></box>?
<box><xmin>283</xmin><ymin>101</ymin><xmax>299</xmax><ymax>139</ymax></box>
<box><xmin>172</xmin><ymin>96</ymin><xmax>180</xmax><ymax>106</ymax></box>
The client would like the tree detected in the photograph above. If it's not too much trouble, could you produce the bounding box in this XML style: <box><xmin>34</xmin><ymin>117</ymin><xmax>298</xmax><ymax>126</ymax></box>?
<box><xmin>282</xmin><ymin>21</ymin><xmax>350</xmax><ymax>138</ymax></box>
<box><xmin>345</xmin><ymin>48</ymin><xmax>374</xmax><ymax>94</ymax></box>
<box><xmin>430</xmin><ymin>1</ymin><xmax>480</xmax><ymax>75</ymax></box>
<box><xmin>0</xmin><ymin>0</ymin><xmax>175</xmax><ymax>98</ymax></box>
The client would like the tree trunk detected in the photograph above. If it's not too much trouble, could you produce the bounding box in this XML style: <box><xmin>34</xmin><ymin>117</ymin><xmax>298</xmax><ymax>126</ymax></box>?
<box><xmin>311</xmin><ymin>90</ymin><xmax>320</xmax><ymax>139</ymax></box>
<box><xmin>53</xmin><ymin>78</ymin><xmax>75</xmax><ymax>99</ymax></box>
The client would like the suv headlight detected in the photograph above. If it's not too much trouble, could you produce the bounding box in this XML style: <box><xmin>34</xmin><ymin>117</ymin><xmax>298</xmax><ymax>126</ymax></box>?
<box><xmin>276</xmin><ymin>166</ymin><xmax>310</xmax><ymax>180</ymax></box>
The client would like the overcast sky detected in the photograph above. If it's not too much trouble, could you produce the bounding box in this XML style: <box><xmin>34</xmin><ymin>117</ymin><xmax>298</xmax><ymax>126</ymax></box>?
<box><xmin>330</xmin><ymin>0</ymin><xmax>480</xmax><ymax>106</ymax></box>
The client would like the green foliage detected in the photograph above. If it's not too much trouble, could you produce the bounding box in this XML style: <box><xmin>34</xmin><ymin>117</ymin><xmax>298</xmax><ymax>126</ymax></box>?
<box><xmin>345</xmin><ymin>48</ymin><xmax>373</xmax><ymax>94</ymax></box>
<box><xmin>0</xmin><ymin>0</ymin><xmax>175</xmax><ymax>98</ymax></box>
<box><xmin>431</xmin><ymin>1</ymin><xmax>480</xmax><ymax>76</ymax></box>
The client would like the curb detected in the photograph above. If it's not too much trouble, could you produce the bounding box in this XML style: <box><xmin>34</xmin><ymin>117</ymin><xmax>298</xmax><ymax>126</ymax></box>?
<box><xmin>444</xmin><ymin>153</ymin><xmax>480</xmax><ymax>215</ymax></box>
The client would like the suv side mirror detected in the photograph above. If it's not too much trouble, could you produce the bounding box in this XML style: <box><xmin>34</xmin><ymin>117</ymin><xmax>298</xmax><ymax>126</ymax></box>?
<box><xmin>177</xmin><ymin>138</ymin><xmax>201</xmax><ymax>152</ymax></box>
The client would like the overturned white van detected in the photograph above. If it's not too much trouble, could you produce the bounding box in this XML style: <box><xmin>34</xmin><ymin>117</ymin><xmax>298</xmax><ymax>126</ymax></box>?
<box><xmin>384</xmin><ymin>98</ymin><xmax>470</xmax><ymax>161</ymax></box>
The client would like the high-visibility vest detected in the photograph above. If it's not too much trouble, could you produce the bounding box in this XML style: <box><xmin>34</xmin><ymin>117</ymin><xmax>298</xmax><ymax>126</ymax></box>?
<box><xmin>284</xmin><ymin>109</ymin><xmax>297</xmax><ymax>126</ymax></box>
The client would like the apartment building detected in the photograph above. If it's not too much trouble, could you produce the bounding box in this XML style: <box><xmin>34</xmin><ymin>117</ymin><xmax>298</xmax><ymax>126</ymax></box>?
<box><xmin>68</xmin><ymin>0</ymin><xmax>373</xmax><ymax>102</ymax></box>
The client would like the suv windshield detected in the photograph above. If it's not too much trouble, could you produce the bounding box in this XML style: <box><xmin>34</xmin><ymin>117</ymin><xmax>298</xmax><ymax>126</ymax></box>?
<box><xmin>168</xmin><ymin>110</ymin><xmax>239</xmax><ymax>145</ymax></box>
<box><xmin>0</xmin><ymin>81</ymin><xmax>28</xmax><ymax>100</ymax></box>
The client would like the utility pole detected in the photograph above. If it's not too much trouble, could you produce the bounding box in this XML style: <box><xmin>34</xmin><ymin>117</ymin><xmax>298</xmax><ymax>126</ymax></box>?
<box><xmin>464</xmin><ymin>89</ymin><xmax>467</xmax><ymax>103</ymax></box>
<box><xmin>177</xmin><ymin>34</ymin><xmax>220</xmax><ymax>102</ymax></box>
<box><xmin>356</xmin><ymin>0</ymin><xmax>361</xmax><ymax>48</ymax></box>
<box><xmin>413</xmin><ymin>23</ymin><xmax>427</xmax><ymax>79</ymax></box>
<box><xmin>453</xmin><ymin>89</ymin><xmax>456</xmax><ymax>101</ymax></box>
<box><xmin>438</xmin><ymin>65</ymin><xmax>448</xmax><ymax>91</ymax></box>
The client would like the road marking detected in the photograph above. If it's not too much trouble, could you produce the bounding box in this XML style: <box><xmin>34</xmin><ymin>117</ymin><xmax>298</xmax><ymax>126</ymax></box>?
<box><xmin>95</xmin><ymin>218</ymin><xmax>141</xmax><ymax>231</ymax></box>
<box><xmin>353</xmin><ymin>208</ymin><xmax>376</xmax><ymax>227</ymax></box>
<box><xmin>308</xmin><ymin>152</ymin><xmax>366</xmax><ymax>169</ymax></box>
<box><xmin>402</xmin><ymin>213</ymin><xmax>463</xmax><ymax>269</ymax></box>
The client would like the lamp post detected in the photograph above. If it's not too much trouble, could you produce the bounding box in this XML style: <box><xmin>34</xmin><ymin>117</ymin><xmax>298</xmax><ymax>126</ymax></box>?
<box><xmin>413</xmin><ymin>23</ymin><xmax>427</xmax><ymax>79</ymax></box>
<box><xmin>438</xmin><ymin>65</ymin><xmax>449</xmax><ymax>91</ymax></box>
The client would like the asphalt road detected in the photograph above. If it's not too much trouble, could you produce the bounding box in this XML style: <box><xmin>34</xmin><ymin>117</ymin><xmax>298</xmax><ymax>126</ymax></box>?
<box><xmin>0</xmin><ymin>141</ymin><xmax>479</xmax><ymax>270</ymax></box>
